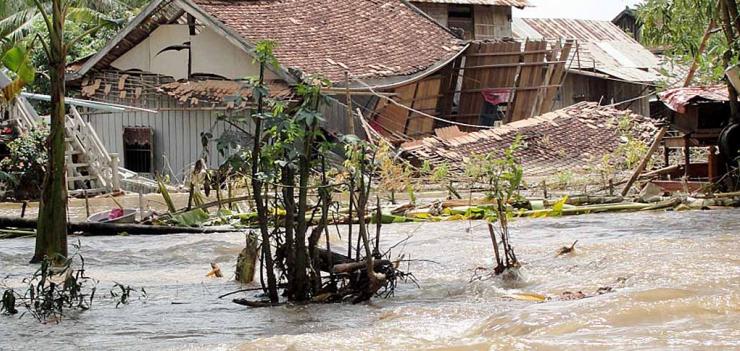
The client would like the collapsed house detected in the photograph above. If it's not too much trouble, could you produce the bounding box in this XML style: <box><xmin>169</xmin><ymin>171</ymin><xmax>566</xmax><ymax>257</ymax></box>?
<box><xmin>512</xmin><ymin>18</ymin><xmax>664</xmax><ymax>117</ymax></box>
<box><xmin>651</xmin><ymin>86</ymin><xmax>740</xmax><ymax>192</ymax></box>
<box><xmin>400</xmin><ymin>102</ymin><xmax>658</xmax><ymax>178</ymax></box>
<box><xmin>66</xmin><ymin>0</ymin><xmax>573</xmax><ymax>178</ymax></box>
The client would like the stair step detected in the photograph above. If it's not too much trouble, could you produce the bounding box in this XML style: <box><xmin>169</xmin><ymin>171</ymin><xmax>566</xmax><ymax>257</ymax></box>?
<box><xmin>69</xmin><ymin>188</ymin><xmax>106</xmax><ymax>197</ymax></box>
<box><xmin>66</xmin><ymin>149</ymin><xmax>83</xmax><ymax>155</ymax></box>
<box><xmin>70</xmin><ymin>163</ymin><xmax>90</xmax><ymax>168</ymax></box>
<box><xmin>68</xmin><ymin>175</ymin><xmax>97</xmax><ymax>182</ymax></box>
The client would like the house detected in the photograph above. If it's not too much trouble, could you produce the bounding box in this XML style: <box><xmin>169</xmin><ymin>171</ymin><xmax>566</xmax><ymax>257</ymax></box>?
<box><xmin>65</xmin><ymin>0</ymin><xmax>466</xmax><ymax>178</ymax></box>
<box><xmin>652</xmin><ymin>86</ymin><xmax>739</xmax><ymax>191</ymax></box>
<box><xmin>67</xmin><ymin>0</ymin><xmax>571</xmax><ymax>179</ymax></box>
<box><xmin>612</xmin><ymin>6</ymin><xmax>640</xmax><ymax>42</ymax></box>
<box><xmin>408</xmin><ymin>0</ymin><xmax>530</xmax><ymax>39</ymax></box>
<box><xmin>513</xmin><ymin>18</ymin><xmax>664</xmax><ymax>117</ymax></box>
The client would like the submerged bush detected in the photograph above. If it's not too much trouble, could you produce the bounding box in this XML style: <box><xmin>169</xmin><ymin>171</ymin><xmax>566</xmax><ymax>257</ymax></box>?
<box><xmin>0</xmin><ymin>127</ymin><xmax>48</xmax><ymax>200</ymax></box>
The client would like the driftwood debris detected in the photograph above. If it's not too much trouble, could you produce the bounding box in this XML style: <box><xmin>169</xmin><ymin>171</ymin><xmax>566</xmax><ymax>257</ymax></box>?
<box><xmin>0</xmin><ymin>216</ymin><xmax>237</xmax><ymax>236</ymax></box>
<box><xmin>556</xmin><ymin>240</ymin><xmax>578</xmax><ymax>256</ymax></box>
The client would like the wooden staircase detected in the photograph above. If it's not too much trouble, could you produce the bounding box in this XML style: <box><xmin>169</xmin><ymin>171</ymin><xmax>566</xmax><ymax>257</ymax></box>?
<box><xmin>10</xmin><ymin>98</ymin><xmax>121</xmax><ymax>197</ymax></box>
<box><xmin>64</xmin><ymin>106</ymin><xmax>119</xmax><ymax>197</ymax></box>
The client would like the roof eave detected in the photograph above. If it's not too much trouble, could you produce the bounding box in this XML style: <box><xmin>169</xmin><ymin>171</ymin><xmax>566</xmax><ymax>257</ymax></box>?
<box><xmin>340</xmin><ymin>43</ymin><xmax>469</xmax><ymax>91</ymax></box>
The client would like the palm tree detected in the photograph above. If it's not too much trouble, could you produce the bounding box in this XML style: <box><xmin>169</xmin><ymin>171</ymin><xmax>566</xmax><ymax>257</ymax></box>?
<box><xmin>1</xmin><ymin>0</ymin><xmax>134</xmax><ymax>263</ymax></box>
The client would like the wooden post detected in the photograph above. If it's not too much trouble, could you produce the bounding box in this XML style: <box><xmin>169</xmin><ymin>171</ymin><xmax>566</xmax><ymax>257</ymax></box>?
<box><xmin>621</xmin><ymin>126</ymin><xmax>669</xmax><ymax>196</ymax></box>
<box><xmin>110</xmin><ymin>153</ymin><xmax>121</xmax><ymax>193</ymax></box>
<box><xmin>138</xmin><ymin>190</ymin><xmax>145</xmax><ymax>220</ymax></box>
<box><xmin>684</xmin><ymin>134</ymin><xmax>691</xmax><ymax>179</ymax></box>
<box><xmin>663</xmin><ymin>141</ymin><xmax>670</xmax><ymax>168</ymax></box>
<box><xmin>708</xmin><ymin>145</ymin><xmax>718</xmax><ymax>182</ymax></box>
<box><xmin>345</xmin><ymin>71</ymin><xmax>355</xmax><ymax>136</ymax></box>
<box><xmin>608</xmin><ymin>178</ymin><xmax>614</xmax><ymax>196</ymax></box>
<box><xmin>83</xmin><ymin>189</ymin><xmax>90</xmax><ymax>218</ymax></box>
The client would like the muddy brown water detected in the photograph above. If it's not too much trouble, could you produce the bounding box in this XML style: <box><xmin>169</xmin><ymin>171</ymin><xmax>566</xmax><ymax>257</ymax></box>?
<box><xmin>1</xmin><ymin>209</ymin><xmax>738</xmax><ymax>350</ymax></box>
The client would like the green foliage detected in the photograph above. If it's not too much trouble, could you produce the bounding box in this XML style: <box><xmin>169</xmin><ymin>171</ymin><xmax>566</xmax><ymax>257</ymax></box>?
<box><xmin>2</xmin><ymin>45</ymin><xmax>34</xmax><ymax>83</ymax></box>
<box><xmin>1</xmin><ymin>242</ymin><xmax>97</xmax><ymax>322</ymax></box>
<box><xmin>0</xmin><ymin>128</ymin><xmax>48</xmax><ymax>199</ymax></box>
<box><xmin>109</xmin><ymin>282</ymin><xmax>146</xmax><ymax>308</ymax></box>
<box><xmin>638</xmin><ymin>0</ymin><xmax>731</xmax><ymax>84</ymax></box>
<box><xmin>464</xmin><ymin>135</ymin><xmax>524</xmax><ymax>203</ymax></box>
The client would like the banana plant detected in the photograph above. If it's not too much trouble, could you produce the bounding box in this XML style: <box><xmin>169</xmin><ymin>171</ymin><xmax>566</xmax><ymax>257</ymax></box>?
<box><xmin>0</xmin><ymin>45</ymin><xmax>35</xmax><ymax>104</ymax></box>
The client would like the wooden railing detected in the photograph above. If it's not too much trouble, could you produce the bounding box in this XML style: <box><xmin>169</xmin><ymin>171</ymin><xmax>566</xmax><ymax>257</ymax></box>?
<box><xmin>9</xmin><ymin>96</ymin><xmax>39</xmax><ymax>134</ymax></box>
<box><xmin>67</xmin><ymin>106</ymin><xmax>120</xmax><ymax>192</ymax></box>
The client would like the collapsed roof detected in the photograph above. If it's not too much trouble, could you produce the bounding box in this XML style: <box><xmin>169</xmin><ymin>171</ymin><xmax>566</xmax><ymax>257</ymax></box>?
<box><xmin>400</xmin><ymin>102</ymin><xmax>659</xmax><ymax>177</ymax></box>
<box><xmin>512</xmin><ymin>18</ymin><xmax>663</xmax><ymax>83</ymax></box>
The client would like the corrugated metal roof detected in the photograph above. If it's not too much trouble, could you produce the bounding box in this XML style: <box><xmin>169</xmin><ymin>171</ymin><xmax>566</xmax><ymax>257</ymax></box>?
<box><xmin>410</xmin><ymin>0</ymin><xmax>530</xmax><ymax>8</ymax></box>
<box><xmin>512</xmin><ymin>18</ymin><xmax>661</xmax><ymax>83</ymax></box>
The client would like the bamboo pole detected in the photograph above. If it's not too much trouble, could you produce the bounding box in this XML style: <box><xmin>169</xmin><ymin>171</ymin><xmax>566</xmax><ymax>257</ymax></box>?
<box><xmin>621</xmin><ymin>126</ymin><xmax>669</xmax><ymax>196</ymax></box>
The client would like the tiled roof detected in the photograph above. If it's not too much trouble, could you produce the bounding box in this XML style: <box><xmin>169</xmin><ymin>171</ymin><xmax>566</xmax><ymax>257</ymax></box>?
<box><xmin>409</xmin><ymin>0</ymin><xmax>530</xmax><ymax>8</ymax></box>
<box><xmin>400</xmin><ymin>102</ymin><xmax>659</xmax><ymax>177</ymax></box>
<box><xmin>512</xmin><ymin>18</ymin><xmax>662</xmax><ymax>83</ymax></box>
<box><xmin>157</xmin><ymin>80</ymin><xmax>293</xmax><ymax>106</ymax></box>
<box><xmin>192</xmin><ymin>0</ymin><xmax>464</xmax><ymax>83</ymax></box>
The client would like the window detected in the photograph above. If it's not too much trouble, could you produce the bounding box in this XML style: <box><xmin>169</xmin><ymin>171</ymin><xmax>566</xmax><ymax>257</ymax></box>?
<box><xmin>448</xmin><ymin>5</ymin><xmax>474</xmax><ymax>40</ymax></box>
<box><xmin>123</xmin><ymin>127</ymin><xmax>154</xmax><ymax>173</ymax></box>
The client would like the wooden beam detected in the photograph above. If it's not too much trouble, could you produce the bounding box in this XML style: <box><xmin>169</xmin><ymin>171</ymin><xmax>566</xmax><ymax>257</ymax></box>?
<box><xmin>621</xmin><ymin>126</ymin><xmax>669</xmax><ymax>196</ymax></box>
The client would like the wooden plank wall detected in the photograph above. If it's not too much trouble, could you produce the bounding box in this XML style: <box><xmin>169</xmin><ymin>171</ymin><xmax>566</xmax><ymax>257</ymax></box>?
<box><xmin>556</xmin><ymin>74</ymin><xmax>651</xmax><ymax>117</ymax></box>
<box><xmin>78</xmin><ymin>70</ymin><xmax>245</xmax><ymax>180</ymax></box>
<box><xmin>406</xmin><ymin>77</ymin><xmax>441</xmax><ymax>137</ymax></box>
<box><xmin>473</xmin><ymin>5</ymin><xmax>512</xmax><ymax>39</ymax></box>
<box><xmin>537</xmin><ymin>40</ymin><xmax>574</xmax><ymax>115</ymax></box>
<box><xmin>456</xmin><ymin>41</ymin><xmax>522</xmax><ymax>128</ymax></box>
<box><xmin>507</xmin><ymin>40</ymin><xmax>548</xmax><ymax>122</ymax></box>
<box><xmin>414</xmin><ymin>3</ymin><xmax>448</xmax><ymax>27</ymax></box>
<box><xmin>371</xmin><ymin>76</ymin><xmax>443</xmax><ymax>139</ymax></box>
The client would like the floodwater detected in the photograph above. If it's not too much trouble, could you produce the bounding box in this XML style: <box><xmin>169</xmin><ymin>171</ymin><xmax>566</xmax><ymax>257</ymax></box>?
<box><xmin>1</xmin><ymin>209</ymin><xmax>738</xmax><ymax>350</ymax></box>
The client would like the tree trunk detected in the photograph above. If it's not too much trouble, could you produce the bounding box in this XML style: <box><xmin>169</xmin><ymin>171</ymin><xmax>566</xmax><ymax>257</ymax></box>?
<box><xmin>32</xmin><ymin>0</ymin><xmax>67</xmax><ymax>264</ymax></box>
<box><xmin>292</xmin><ymin>122</ymin><xmax>315</xmax><ymax>301</ymax></box>
<box><xmin>252</xmin><ymin>63</ymin><xmax>278</xmax><ymax>303</ymax></box>
<box><xmin>281</xmin><ymin>165</ymin><xmax>296</xmax><ymax>297</ymax></box>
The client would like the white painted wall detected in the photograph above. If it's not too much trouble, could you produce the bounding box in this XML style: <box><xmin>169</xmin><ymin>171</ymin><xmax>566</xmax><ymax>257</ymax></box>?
<box><xmin>112</xmin><ymin>25</ymin><xmax>189</xmax><ymax>79</ymax></box>
<box><xmin>191</xmin><ymin>27</ymin><xmax>267</xmax><ymax>79</ymax></box>
<box><xmin>111</xmin><ymin>25</ymin><xmax>275</xmax><ymax>80</ymax></box>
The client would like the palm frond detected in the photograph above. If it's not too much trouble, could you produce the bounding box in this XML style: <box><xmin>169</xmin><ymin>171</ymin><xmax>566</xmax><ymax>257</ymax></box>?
<box><xmin>66</xmin><ymin>7</ymin><xmax>126</xmax><ymax>27</ymax></box>
<box><xmin>0</xmin><ymin>8</ymin><xmax>40</xmax><ymax>47</ymax></box>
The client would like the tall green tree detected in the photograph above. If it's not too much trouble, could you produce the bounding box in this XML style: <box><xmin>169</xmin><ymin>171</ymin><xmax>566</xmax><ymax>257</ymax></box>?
<box><xmin>639</xmin><ymin>0</ymin><xmax>740</xmax><ymax>121</ymax></box>
<box><xmin>1</xmin><ymin>0</ymin><xmax>129</xmax><ymax>263</ymax></box>
<box><xmin>638</xmin><ymin>0</ymin><xmax>738</xmax><ymax>83</ymax></box>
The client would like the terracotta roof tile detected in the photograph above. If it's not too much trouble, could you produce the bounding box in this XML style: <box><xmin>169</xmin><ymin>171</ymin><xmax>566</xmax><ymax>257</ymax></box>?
<box><xmin>192</xmin><ymin>0</ymin><xmax>463</xmax><ymax>83</ymax></box>
<box><xmin>157</xmin><ymin>80</ymin><xmax>292</xmax><ymax>106</ymax></box>
<box><xmin>401</xmin><ymin>102</ymin><xmax>659</xmax><ymax>177</ymax></box>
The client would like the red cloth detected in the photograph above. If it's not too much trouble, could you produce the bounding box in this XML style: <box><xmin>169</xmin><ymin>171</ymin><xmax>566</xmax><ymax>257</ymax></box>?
<box><xmin>108</xmin><ymin>208</ymin><xmax>124</xmax><ymax>220</ymax></box>
<box><xmin>481</xmin><ymin>88</ymin><xmax>512</xmax><ymax>105</ymax></box>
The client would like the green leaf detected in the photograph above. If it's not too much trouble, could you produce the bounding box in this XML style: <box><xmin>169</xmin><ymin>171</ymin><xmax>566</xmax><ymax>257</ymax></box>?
<box><xmin>2</xmin><ymin>45</ymin><xmax>35</xmax><ymax>84</ymax></box>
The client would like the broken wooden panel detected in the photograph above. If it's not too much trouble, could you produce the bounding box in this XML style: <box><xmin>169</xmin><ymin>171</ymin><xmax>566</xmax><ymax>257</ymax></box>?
<box><xmin>374</xmin><ymin>83</ymin><xmax>417</xmax><ymax>137</ymax></box>
<box><xmin>507</xmin><ymin>40</ymin><xmax>548</xmax><ymax>123</ymax></box>
<box><xmin>538</xmin><ymin>39</ymin><xmax>574</xmax><ymax>115</ymax></box>
<box><xmin>457</xmin><ymin>41</ymin><xmax>522</xmax><ymax>129</ymax></box>
<box><xmin>406</xmin><ymin>77</ymin><xmax>442</xmax><ymax>137</ymax></box>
